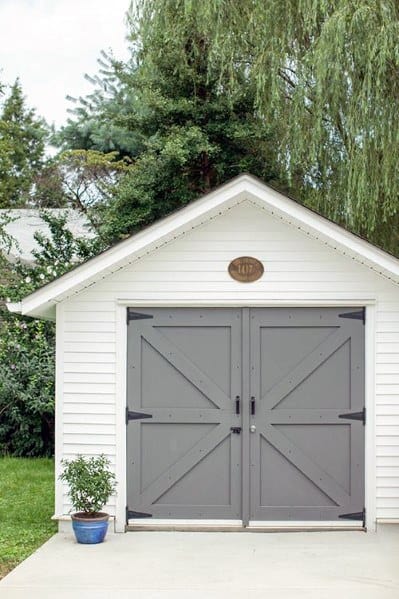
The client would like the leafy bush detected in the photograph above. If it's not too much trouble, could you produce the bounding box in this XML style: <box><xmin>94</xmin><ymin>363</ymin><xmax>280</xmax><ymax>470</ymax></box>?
<box><xmin>0</xmin><ymin>212</ymin><xmax>99</xmax><ymax>456</ymax></box>
<box><xmin>0</xmin><ymin>315</ymin><xmax>55</xmax><ymax>456</ymax></box>
<box><xmin>60</xmin><ymin>455</ymin><xmax>117</xmax><ymax>515</ymax></box>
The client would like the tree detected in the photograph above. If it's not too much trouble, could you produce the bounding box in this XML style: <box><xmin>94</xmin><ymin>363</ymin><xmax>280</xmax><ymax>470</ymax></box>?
<box><xmin>126</xmin><ymin>0</ymin><xmax>399</xmax><ymax>255</ymax></box>
<box><xmin>57</xmin><ymin>14</ymin><xmax>283</xmax><ymax>243</ymax></box>
<box><xmin>33</xmin><ymin>150</ymin><xmax>131</xmax><ymax>239</ymax></box>
<box><xmin>56</xmin><ymin>51</ymin><xmax>143</xmax><ymax>159</ymax></box>
<box><xmin>53</xmin><ymin>150</ymin><xmax>130</xmax><ymax>218</ymax></box>
<box><xmin>0</xmin><ymin>80</ymin><xmax>48</xmax><ymax>207</ymax></box>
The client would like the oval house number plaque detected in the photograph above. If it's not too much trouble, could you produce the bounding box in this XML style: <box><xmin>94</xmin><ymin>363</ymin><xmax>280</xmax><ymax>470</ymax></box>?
<box><xmin>228</xmin><ymin>256</ymin><xmax>264</xmax><ymax>283</ymax></box>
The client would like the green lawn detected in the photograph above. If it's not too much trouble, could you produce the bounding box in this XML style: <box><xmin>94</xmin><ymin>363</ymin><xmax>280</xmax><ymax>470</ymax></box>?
<box><xmin>0</xmin><ymin>457</ymin><xmax>57</xmax><ymax>579</ymax></box>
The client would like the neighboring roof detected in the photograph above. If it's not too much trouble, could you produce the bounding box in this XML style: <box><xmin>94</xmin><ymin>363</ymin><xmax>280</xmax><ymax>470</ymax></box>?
<box><xmin>0</xmin><ymin>209</ymin><xmax>94</xmax><ymax>263</ymax></box>
<box><xmin>7</xmin><ymin>174</ymin><xmax>399</xmax><ymax>320</ymax></box>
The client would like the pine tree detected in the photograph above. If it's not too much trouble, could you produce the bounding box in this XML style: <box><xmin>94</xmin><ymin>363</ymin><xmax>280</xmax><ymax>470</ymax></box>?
<box><xmin>58</xmin><ymin>22</ymin><xmax>283</xmax><ymax>243</ymax></box>
<box><xmin>0</xmin><ymin>80</ymin><xmax>48</xmax><ymax>207</ymax></box>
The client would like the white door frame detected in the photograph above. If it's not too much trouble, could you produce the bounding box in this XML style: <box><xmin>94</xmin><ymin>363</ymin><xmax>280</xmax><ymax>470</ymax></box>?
<box><xmin>115</xmin><ymin>298</ymin><xmax>376</xmax><ymax>532</ymax></box>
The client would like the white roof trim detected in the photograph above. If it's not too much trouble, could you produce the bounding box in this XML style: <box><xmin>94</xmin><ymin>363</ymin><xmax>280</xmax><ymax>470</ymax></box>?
<box><xmin>9</xmin><ymin>174</ymin><xmax>399</xmax><ymax>319</ymax></box>
<box><xmin>7</xmin><ymin>302</ymin><xmax>22</xmax><ymax>314</ymax></box>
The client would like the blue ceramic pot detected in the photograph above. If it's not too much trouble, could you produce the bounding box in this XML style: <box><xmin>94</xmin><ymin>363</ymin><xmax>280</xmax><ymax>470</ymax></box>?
<box><xmin>71</xmin><ymin>512</ymin><xmax>109</xmax><ymax>544</ymax></box>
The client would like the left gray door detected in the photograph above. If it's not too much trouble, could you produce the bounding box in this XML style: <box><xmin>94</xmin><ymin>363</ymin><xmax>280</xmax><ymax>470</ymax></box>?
<box><xmin>126</xmin><ymin>308</ymin><xmax>242</xmax><ymax>519</ymax></box>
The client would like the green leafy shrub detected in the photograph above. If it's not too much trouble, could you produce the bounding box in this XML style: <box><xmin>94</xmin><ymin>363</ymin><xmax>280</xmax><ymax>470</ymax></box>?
<box><xmin>0</xmin><ymin>212</ymin><xmax>99</xmax><ymax>456</ymax></box>
<box><xmin>0</xmin><ymin>315</ymin><xmax>55</xmax><ymax>456</ymax></box>
<box><xmin>60</xmin><ymin>455</ymin><xmax>117</xmax><ymax>515</ymax></box>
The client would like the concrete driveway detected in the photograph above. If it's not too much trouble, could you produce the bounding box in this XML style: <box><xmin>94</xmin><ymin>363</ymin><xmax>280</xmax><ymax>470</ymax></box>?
<box><xmin>1</xmin><ymin>526</ymin><xmax>398</xmax><ymax>598</ymax></box>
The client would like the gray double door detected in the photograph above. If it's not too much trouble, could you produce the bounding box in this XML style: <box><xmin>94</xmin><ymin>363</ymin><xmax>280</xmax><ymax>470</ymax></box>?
<box><xmin>127</xmin><ymin>307</ymin><xmax>365</xmax><ymax>523</ymax></box>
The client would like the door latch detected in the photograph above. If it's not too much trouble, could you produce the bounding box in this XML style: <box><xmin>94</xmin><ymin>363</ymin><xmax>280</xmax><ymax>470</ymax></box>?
<box><xmin>230</xmin><ymin>427</ymin><xmax>242</xmax><ymax>434</ymax></box>
<box><xmin>250</xmin><ymin>396</ymin><xmax>256</xmax><ymax>415</ymax></box>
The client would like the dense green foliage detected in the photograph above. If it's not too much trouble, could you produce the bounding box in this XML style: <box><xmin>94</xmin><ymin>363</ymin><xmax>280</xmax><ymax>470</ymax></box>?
<box><xmin>0</xmin><ymin>80</ymin><xmax>48</xmax><ymax>207</ymax></box>
<box><xmin>33</xmin><ymin>149</ymin><xmax>131</xmax><ymax>219</ymax></box>
<box><xmin>121</xmin><ymin>0</ymin><xmax>399</xmax><ymax>255</ymax></box>
<box><xmin>0</xmin><ymin>457</ymin><xmax>56</xmax><ymax>579</ymax></box>
<box><xmin>0</xmin><ymin>314</ymin><xmax>55</xmax><ymax>457</ymax></box>
<box><xmin>60</xmin><ymin>455</ymin><xmax>117</xmax><ymax>515</ymax></box>
<box><xmin>58</xmin><ymin>21</ymin><xmax>283</xmax><ymax>243</ymax></box>
<box><xmin>0</xmin><ymin>213</ymin><xmax>99</xmax><ymax>457</ymax></box>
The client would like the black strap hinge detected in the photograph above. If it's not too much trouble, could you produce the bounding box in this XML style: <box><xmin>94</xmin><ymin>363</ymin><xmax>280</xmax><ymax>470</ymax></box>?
<box><xmin>339</xmin><ymin>508</ymin><xmax>366</xmax><ymax>526</ymax></box>
<box><xmin>338</xmin><ymin>407</ymin><xmax>366</xmax><ymax>425</ymax></box>
<box><xmin>127</xmin><ymin>309</ymin><xmax>153</xmax><ymax>324</ymax></box>
<box><xmin>126</xmin><ymin>407</ymin><xmax>153</xmax><ymax>424</ymax></box>
<box><xmin>338</xmin><ymin>308</ymin><xmax>365</xmax><ymax>324</ymax></box>
<box><xmin>126</xmin><ymin>507</ymin><xmax>152</xmax><ymax>522</ymax></box>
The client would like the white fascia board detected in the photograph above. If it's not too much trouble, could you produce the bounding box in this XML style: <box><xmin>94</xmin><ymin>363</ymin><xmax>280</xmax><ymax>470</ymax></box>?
<box><xmin>6</xmin><ymin>302</ymin><xmax>22</xmax><ymax>314</ymax></box>
<box><xmin>6</xmin><ymin>300</ymin><xmax>55</xmax><ymax>321</ymax></box>
<box><xmin>18</xmin><ymin>179</ymin><xmax>250</xmax><ymax>317</ymax></box>
<box><xmin>245</xmin><ymin>178</ymin><xmax>399</xmax><ymax>282</ymax></box>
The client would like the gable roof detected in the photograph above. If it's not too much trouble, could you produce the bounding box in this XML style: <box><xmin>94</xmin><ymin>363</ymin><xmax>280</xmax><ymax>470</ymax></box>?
<box><xmin>7</xmin><ymin>173</ymin><xmax>399</xmax><ymax>320</ymax></box>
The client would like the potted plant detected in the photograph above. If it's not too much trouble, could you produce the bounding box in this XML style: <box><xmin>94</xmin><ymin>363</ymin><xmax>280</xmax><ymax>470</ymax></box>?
<box><xmin>60</xmin><ymin>454</ymin><xmax>117</xmax><ymax>544</ymax></box>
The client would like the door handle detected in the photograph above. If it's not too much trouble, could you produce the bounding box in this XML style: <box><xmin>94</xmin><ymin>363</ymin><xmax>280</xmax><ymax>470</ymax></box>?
<box><xmin>250</xmin><ymin>424</ymin><xmax>256</xmax><ymax>433</ymax></box>
<box><xmin>250</xmin><ymin>396</ymin><xmax>256</xmax><ymax>415</ymax></box>
<box><xmin>235</xmin><ymin>396</ymin><xmax>240</xmax><ymax>415</ymax></box>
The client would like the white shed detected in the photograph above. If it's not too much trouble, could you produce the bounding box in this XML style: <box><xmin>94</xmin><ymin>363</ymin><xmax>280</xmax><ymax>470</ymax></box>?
<box><xmin>9</xmin><ymin>174</ymin><xmax>399</xmax><ymax>532</ymax></box>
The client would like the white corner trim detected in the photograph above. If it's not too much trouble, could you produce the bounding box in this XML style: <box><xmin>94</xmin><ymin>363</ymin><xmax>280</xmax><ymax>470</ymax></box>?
<box><xmin>364</xmin><ymin>304</ymin><xmax>377</xmax><ymax>532</ymax></box>
<box><xmin>115</xmin><ymin>304</ymin><xmax>128</xmax><ymax>532</ymax></box>
<box><xmin>55</xmin><ymin>303</ymin><xmax>65</xmax><ymax>519</ymax></box>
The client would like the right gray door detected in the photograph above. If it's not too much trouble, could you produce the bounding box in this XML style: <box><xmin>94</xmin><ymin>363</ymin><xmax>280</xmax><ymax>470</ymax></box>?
<box><xmin>249</xmin><ymin>308</ymin><xmax>365</xmax><ymax>522</ymax></box>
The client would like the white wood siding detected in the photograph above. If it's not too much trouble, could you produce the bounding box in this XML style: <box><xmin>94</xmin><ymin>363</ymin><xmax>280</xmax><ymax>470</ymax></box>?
<box><xmin>59</xmin><ymin>201</ymin><xmax>399</xmax><ymax>520</ymax></box>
